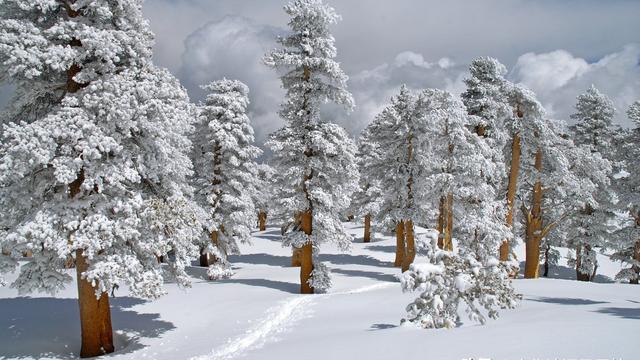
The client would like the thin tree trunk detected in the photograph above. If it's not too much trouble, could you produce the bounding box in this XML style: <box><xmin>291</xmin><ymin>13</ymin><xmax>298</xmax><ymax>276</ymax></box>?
<box><xmin>199</xmin><ymin>252</ymin><xmax>209</xmax><ymax>267</ymax></box>
<box><xmin>300</xmin><ymin>210</ymin><xmax>314</xmax><ymax>294</ymax></box>
<box><xmin>524</xmin><ymin>148</ymin><xmax>543</xmax><ymax>279</ymax></box>
<box><xmin>630</xmin><ymin>212</ymin><xmax>640</xmax><ymax>284</ymax></box>
<box><xmin>543</xmin><ymin>244</ymin><xmax>550</xmax><ymax>277</ymax></box>
<box><xmin>445</xmin><ymin>193</ymin><xmax>454</xmax><ymax>251</ymax></box>
<box><xmin>258</xmin><ymin>210</ymin><xmax>267</xmax><ymax>231</ymax></box>
<box><xmin>363</xmin><ymin>214</ymin><xmax>371</xmax><ymax>243</ymax></box>
<box><xmin>576</xmin><ymin>244</ymin><xmax>591</xmax><ymax>282</ymax></box>
<box><xmin>502</xmin><ymin>132</ymin><xmax>521</xmax><ymax>261</ymax></box>
<box><xmin>402</xmin><ymin>219</ymin><xmax>415</xmax><ymax>272</ymax></box>
<box><xmin>437</xmin><ymin>196</ymin><xmax>445</xmax><ymax>249</ymax></box>
<box><xmin>394</xmin><ymin>221</ymin><xmax>405</xmax><ymax>267</ymax></box>
<box><xmin>631</xmin><ymin>238</ymin><xmax>640</xmax><ymax>284</ymax></box>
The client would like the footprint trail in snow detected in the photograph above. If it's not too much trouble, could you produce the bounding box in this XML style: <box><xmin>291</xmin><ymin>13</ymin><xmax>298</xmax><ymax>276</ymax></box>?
<box><xmin>191</xmin><ymin>282</ymin><xmax>396</xmax><ymax>360</ymax></box>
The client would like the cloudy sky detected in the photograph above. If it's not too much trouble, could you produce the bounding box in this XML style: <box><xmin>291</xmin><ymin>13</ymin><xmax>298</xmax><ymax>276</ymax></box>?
<box><xmin>3</xmin><ymin>0</ymin><xmax>640</xmax><ymax>147</ymax></box>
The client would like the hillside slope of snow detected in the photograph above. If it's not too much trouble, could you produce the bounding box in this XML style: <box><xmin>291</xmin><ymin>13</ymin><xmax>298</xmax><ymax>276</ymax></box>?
<box><xmin>0</xmin><ymin>222</ymin><xmax>637</xmax><ymax>360</ymax></box>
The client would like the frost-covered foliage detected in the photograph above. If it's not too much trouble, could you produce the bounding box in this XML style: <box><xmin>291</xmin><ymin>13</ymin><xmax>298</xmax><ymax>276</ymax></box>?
<box><xmin>361</xmin><ymin>86</ymin><xmax>430</xmax><ymax>228</ymax></box>
<box><xmin>400</xmin><ymin>237</ymin><xmax>519</xmax><ymax>329</ymax></box>
<box><xmin>570</xmin><ymin>85</ymin><xmax>616</xmax><ymax>152</ymax></box>
<box><xmin>608</xmin><ymin>101</ymin><xmax>640</xmax><ymax>283</ymax></box>
<box><xmin>0</xmin><ymin>0</ymin><xmax>201</xmax><ymax>297</ymax></box>
<box><xmin>421</xmin><ymin>88</ymin><xmax>509</xmax><ymax>262</ymax></box>
<box><xmin>192</xmin><ymin>79</ymin><xmax>261</xmax><ymax>278</ymax></box>
<box><xmin>461</xmin><ymin>56</ymin><xmax>512</xmax><ymax>148</ymax></box>
<box><xmin>254</xmin><ymin>163</ymin><xmax>276</xmax><ymax>217</ymax></box>
<box><xmin>349</xmin><ymin>123</ymin><xmax>384</xmax><ymax>222</ymax></box>
<box><xmin>567</xmin><ymin>86</ymin><xmax>617</xmax><ymax>279</ymax></box>
<box><xmin>264</xmin><ymin>0</ymin><xmax>359</xmax><ymax>288</ymax></box>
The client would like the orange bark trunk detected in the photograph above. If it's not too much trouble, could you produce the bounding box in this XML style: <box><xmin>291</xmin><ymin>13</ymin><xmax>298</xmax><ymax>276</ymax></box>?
<box><xmin>524</xmin><ymin>148</ymin><xmax>543</xmax><ymax>279</ymax></box>
<box><xmin>76</xmin><ymin>249</ymin><xmax>114</xmax><ymax>358</ymax></box>
<box><xmin>437</xmin><ymin>196</ymin><xmax>445</xmax><ymax>249</ymax></box>
<box><xmin>258</xmin><ymin>211</ymin><xmax>267</xmax><ymax>231</ymax></box>
<box><xmin>445</xmin><ymin>193</ymin><xmax>454</xmax><ymax>251</ymax></box>
<box><xmin>300</xmin><ymin>211</ymin><xmax>314</xmax><ymax>294</ymax></box>
<box><xmin>394</xmin><ymin>221</ymin><xmax>405</xmax><ymax>267</ymax></box>
<box><xmin>502</xmin><ymin>132</ymin><xmax>521</xmax><ymax>261</ymax></box>
<box><xmin>363</xmin><ymin>214</ymin><xmax>371</xmax><ymax>243</ymax></box>
<box><xmin>402</xmin><ymin>220</ymin><xmax>415</xmax><ymax>272</ymax></box>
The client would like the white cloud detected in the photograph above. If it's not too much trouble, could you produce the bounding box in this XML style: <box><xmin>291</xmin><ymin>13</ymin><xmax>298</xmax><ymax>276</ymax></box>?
<box><xmin>178</xmin><ymin>16</ymin><xmax>285</xmax><ymax>147</ymax></box>
<box><xmin>512</xmin><ymin>50</ymin><xmax>589</xmax><ymax>91</ymax></box>
<box><xmin>512</xmin><ymin>44</ymin><xmax>640</xmax><ymax>127</ymax></box>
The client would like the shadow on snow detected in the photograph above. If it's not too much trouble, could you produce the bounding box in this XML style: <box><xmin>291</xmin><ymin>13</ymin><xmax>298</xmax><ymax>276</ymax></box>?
<box><xmin>0</xmin><ymin>296</ymin><xmax>174</xmax><ymax>359</ymax></box>
<box><xmin>518</xmin><ymin>262</ymin><xmax>613</xmax><ymax>283</ymax></box>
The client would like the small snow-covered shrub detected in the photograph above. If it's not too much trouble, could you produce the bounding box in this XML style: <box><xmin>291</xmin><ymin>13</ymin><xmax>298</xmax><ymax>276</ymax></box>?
<box><xmin>400</xmin><ymin>243</ymin><xmax>520</xmax><ymax>329</ymax></box>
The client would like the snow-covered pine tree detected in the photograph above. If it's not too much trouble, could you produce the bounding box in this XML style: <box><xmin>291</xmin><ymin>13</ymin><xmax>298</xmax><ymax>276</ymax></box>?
<box><xmin>421</xmin><ymin>88</ymin><xmax>510</xmax><ymax>264</ymax></box>
<box><xmin>350</xmin><ymin>124</ymin><xmax>384</xmax><ymax>243</ymax></box>
<box><xmin>192</xmin><ymin>79</ymin><xmax>261</xmax><ymax>280</ymax></box>
<box><xmin>507</xmin><ymin>84</ymin><xmax>555</xmax><ymax>278</ymax></box>
<box><xmin>609</xmin><ymin>100</ymin><xmax>640</xmax><ymax>283</ymax></box>
<box><xmin>0</xmin><ymin>1</ymin><xmax>201</xmax><ymax>356</ymax></box>
<box><xmin>569</xmin><ymin>85</ymin><xmax>617</xmax><ymax>281</ymax></box>
<box><xmin>400</xmin><ymin>234</ymin><xmax>519</xmax><ymax>329</ymax></box>
<box><xmin>264</xmin><ymin>0</ymin><xmax>359</xmax><ymax>294</ymax></box>
<box><xmin>362</xmin><ymin>85</ymin><xmax>431</xmax><ymax>271</ymax></box>
<box><xmin>461</xmin><ymin>57</ymin><xmax>514</xmax><ymax>262</ymax></box>
<box><xmin>255</xmin><ymin>163</ymin><xmax>276</xmax><ymax>231</ymax></box>
<box><xmin>509</xmin><ymin>84</ymin><xmax>612</xmax><ymax>279</ymax></box>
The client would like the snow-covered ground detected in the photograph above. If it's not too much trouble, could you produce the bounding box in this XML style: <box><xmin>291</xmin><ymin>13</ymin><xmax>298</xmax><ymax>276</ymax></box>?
<box><xmin>1</xmin><ymin>222</ymin><xmax>637</xmax><ymax>360</ymax></box>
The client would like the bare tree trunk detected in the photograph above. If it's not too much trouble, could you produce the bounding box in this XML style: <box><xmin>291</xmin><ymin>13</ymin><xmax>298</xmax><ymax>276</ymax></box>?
<box><xmin>631</xmin><ymin>213</ymin><xmax>640</xmax><ymax>284</ymax></box>
<box><xmin>76</xmin><ymin>249</ymin><xmax>114</xmax><ymax>358</ymax></box>
<box><xmin>437</xmin><ymin>196</ymin><xmax>445</xmax><ymax>249</ymax></box>
<box><xmin>401</xmin><ymin>220</ymin><xmax>415</xmax><ymax>272</ymax></box>
<box><xmin>576</xmin><ymin>244</ymin><xmax>591</xmax><ymax>282</ymax></box>
<box><xmin>258</xmin><ymin>210</ymin><xmax>267</xmax><ymax>231</ymax></box>
<box><xmin>543</xmin><ymin>244</ymin><xmax>550</xmax><ymax>277</ymax></box>
<box><xmin>632</xmin><ymin>238</ymin><xmax>640</xmax><ymax>285</ymax></box>
<box><xmin>199</xmin><ymin>252</ymin><xmax>209</xmax><ymax>267</ymax></box>
<box><xmin>502</xmin><ymin>132</ymin><xmax>521</xmax><ymax>261</ymax></box>
<box><xmin>300</xmin><ymin>211</ymin><xmax>314</xmax><ymax>294</ymax></box>
<box><xmin>445</xmin><ymin>193</ymin><xmax>454</xmax><ymax>251</ymax></box>
<box><xmin>363</xmin><ymin>214</ymin><xmax>371</xmax><ymax>243</ymax></box>
<box><xmin>394</xmin><ymin>221</ymin><xmax>405</xmax><ymax>267</ymax></box>
<box><xmin>524</xmin><ymin>148</ymin><xmax>543</xmax><ymax>279</ymax></box>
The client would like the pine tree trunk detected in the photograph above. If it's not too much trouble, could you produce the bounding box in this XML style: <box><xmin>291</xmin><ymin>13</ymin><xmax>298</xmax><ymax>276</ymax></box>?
<box><xmin>394</xmin><ymin>221</ymin><xmax>405</xmax><ymax>267</ymax></box>
<box><xmin>401</xmin><ymin>220</ymin><xmax>415</xmax><ymax>272</ymax></box>
<box><xmin>632</xmin><ymin>237</ymin><xmax>640</xmax><ymax>284</ymax></box>
<box><xmin>437</xmin><ymin>196</ymin><xmax>445</xmax><ymax>249</ymax></box>
<box><xmin>502</xmin><ymin>132</ymin><xmax>521</xmax><ymax>261</ymax></box>
<box><xmin>524</xmin><ymin>148</ymin><xmax>543</xmax><ymax>279</ymax></box>
<box><xmin>543</xmin><ymin>244</ymin><xmax>550</xmax><ymax>277</ymax></box>
<box><xmin>76</xmin><ymin>249</ymin><xmax>114</xmax><ymax>358</ymax></box>
<box><xmin>631</xmin><ymin>213</ymin><xmax>640</xmax><ymax>284</ymax></box>
<box><xmin>445</xmin><ymin>193</ymin><xmax>454</xmax><ymax>251</ymax></box>
<box><xmin>300</xmin><ymin>210</ymin><xmax>314</xmax><ymax>294</ymax></box>
<box><xmin>576</xmin><ymin>244</ymin><xmax>591</xmax><ymax>282</ymax></box>
<box><xmin>199</xmin><ymin>247</ymin><xmax>210</xmax><ymax>267</ymax></box>
<box><xmin>258</xmin><ymin>210</ymin><xmax>267</xmax><ymax>231</ymax></box>
<box><xmin>363</xmin><ymin>214</ymin><xmax>371</xmax><ymax>243</ymax></box>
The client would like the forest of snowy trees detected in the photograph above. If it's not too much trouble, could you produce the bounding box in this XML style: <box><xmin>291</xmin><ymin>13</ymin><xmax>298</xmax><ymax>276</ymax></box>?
<box><xmin>0</xmin><ymin>0</ymin><xmax>638</xmax><ymax>358</ymax></box>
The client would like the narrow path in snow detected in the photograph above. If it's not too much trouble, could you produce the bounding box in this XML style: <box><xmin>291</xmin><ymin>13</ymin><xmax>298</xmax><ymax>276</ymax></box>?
<box><xmin>191</xmin><ymin>282</ymin><xmax>396</xmax><ymax>360</ymax></box>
